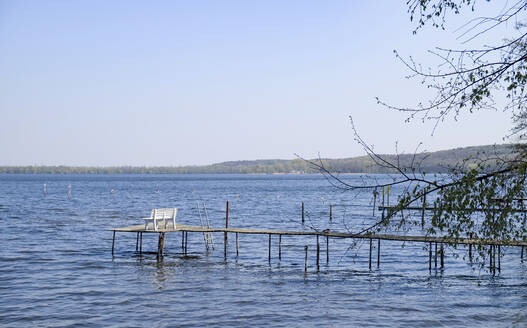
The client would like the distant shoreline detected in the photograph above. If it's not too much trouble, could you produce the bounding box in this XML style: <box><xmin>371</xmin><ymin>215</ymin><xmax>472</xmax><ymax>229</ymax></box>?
<box><xmin>0</xmin><ymin>144</ymin><xmax>513</xmax><ymax>174</ymax></box>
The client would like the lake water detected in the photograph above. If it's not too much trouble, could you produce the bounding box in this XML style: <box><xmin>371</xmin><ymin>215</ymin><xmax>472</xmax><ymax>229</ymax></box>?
<box><xmin>1</xmin><ymin>174</ymin><xmax>526</xmax><ymax>327</ymax></box>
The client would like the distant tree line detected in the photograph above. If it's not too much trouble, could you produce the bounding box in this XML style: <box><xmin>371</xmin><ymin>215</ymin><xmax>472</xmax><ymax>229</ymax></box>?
<box><xmin>0</xmin><ymin>144</ymin><xmax>512</xmax><ymax>174</ymax></box>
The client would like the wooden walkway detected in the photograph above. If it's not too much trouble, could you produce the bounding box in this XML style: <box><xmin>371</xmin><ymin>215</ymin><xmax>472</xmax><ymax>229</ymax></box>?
<box><xmin>110</xmin><ymin>223</ymin><xmax>527</xmax><ymax>274</ymax></box>
<box><xmin>111</xmin><ymin>224</ymin><xmax>527</xmax><ymax>247</ymax></box>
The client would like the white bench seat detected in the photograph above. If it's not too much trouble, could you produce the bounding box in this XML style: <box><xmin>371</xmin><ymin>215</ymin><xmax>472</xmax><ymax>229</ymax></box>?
<box><xmin>143</xmin><ymin>208</ymin><xmax>177</xmax><ymax>231</ymax></box>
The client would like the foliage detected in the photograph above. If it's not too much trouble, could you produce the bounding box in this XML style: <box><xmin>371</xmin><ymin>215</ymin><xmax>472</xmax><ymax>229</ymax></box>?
<box><xmin>313</xmin><ymin>1</ymin><xmax>527</xmax><ymax>270</ymax></box>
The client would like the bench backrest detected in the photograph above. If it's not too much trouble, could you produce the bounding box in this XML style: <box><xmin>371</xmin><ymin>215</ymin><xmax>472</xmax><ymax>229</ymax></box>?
<box><xmin>153</xmin><ymin>208</ymin><xmax>177</xmax><ymax>220</ymax></box>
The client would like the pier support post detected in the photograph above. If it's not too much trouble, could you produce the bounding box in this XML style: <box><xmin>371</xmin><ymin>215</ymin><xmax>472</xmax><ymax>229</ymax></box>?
<box><xmin>316</xmin><ymin>235</ymin><xmax>320</xmax><ymax>272</ymax></box>
<box><xmin>302</xmin><ymin>202</ymin><xmax>305</xmax><ymax>224</ymax></box>
<box><xmin>440</xmin><ymin>242</ymin><xmax>444</xmax><ymax>269</ymax></box>
<box><xmin>489</xmin><ymin>245</ymin><xmax>493</xmax><ymax>272</ymax></box>
<box><xmin>377</xmin><ymin>239</ymin><xmax>380</xmax><ymax>268</ymax></box>
<box><xmin>369</xmin><ymin>238</ymin><xmax>372</xmax><ymax>270</ymax></box>
<box><xmin>136</xmin><ymin>232</ymin><xmax>139</xmax><ymax>252</ymax></box>
<box><xmin>498</xmin><ymin>245</ymin><xmax>501</xmax><ymax>273</ymax></box>
<box><xmin>112</xmin><ymin>231</ymin><xmax>116</xmax><ymax>256</ymax></box>
<box><xmin>139</xmin><ymin>232</ymin><xmax>142</xmax><ymax>254</ymax></box>
<box><xmin>434</xmin><ymin>242</ymin><xmax>438</xmax><ymax>268</ymax></box>
<box><xmin>225</xmin><ymin>201</ymin><xmax>229</xmax><ymax>259</ymax></box>
<box><xmin>236</xmin><ymin>232</ymin><xmax>239</xmax><ymax>257</ymax></box>
<box><xmin>157</xmin><ymin>232</ymin><xmax>166</xmax><ymax>260</ymax></box>
<box><xmin>304</xmin><ymin>245</ymin><xmax>308</xmax><ymax>273</ymax></box>
<box><xmin>185</xmin><ymin>232</ymin><xmax>188</xmax><ymax>254</ymax></box>
<box><xmin>181</xmin><ymin>231</ymin><xmax>185</xmax><ymax>251</ymax></box>
<box><xmin>279</xmin><ymin>235</ymin><xmax>282</xmax><ymax>260</ymax></box>
<box><xmin>429</xmin><ymin>241</ymin><xmax>432</xmax><ymax>271</ymax></box>
<box><xmin>522</xmin><ymin>246</ymin><xmax>524</xmax><ymax>260</ymax></box>
<box><xmin>469</xmin><ymin>233</ymin><xmax>473</xmax><ymax>262</ymax></box>
<box><xmin>326</xmin><ymin>235</ymin><xmax>329</xmax><ymax>264</ymax></box>
<box><xmin>421</xmin><ymin>194</ymin><xmax>426</xmax><ymax>227</ymax></box>
<box><xmin>268</xmin><ymin>234</ymin><xmax>271</xmax><ymax>263</ymax></box>
<box><xmin>329</xmin><ymin>205</ymin><xmax>333</xmax><ymax>222</ymax></box>
<box><xmin>373</xmin><ymin>190</ymin><xmax>376</xmax><ymax>216</ymax></box>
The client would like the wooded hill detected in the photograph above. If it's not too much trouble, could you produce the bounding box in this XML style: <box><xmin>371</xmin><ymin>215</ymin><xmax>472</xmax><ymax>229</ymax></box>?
<box><xmin>0</xmin><ymin>144</ymin><xmax>514</xmax><ymax>174</ymax></box>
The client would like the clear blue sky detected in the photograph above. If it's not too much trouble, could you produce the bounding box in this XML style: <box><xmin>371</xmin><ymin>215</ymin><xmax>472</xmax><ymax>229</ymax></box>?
<box><xmin>0</xmin><ymin>1</ymin><xmax>512</xmax><ymax>166</ymax></box>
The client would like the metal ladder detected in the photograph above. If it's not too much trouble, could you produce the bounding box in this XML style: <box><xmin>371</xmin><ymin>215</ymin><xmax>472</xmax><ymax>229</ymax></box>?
<box><xmin>197</xmin><ymin>201</ymin><xmax>214</xmax><ymax>251</ymax></box>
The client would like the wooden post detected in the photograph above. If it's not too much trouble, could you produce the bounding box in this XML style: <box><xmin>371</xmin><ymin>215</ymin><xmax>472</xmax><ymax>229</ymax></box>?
<box><xmin>469</xmin><ymin>233</ymin><xmax>473</xmax><ymax>261</ymax></box>
<box><xmin>112</xmin><ymin>231</ymin><xmax>116</xmax><ymax>255</ymax></box>
<box><xmin>136</xmin><ymin>232</ymin><xmax>139</xmax><ymax>252</ymax></box>
<box><xmin>157</xmin><ymin>232</ymin><xmax>166</xmax><ymax>260</ymax></box>
<box><xmin>440</xmin><ymin>242</ymin><xmax>444</xmax><ymax>269</ymax></box>
<box><xmin>377</xmin><ymin>239</ymin><xmax>380</xmax><ymax>268</ymax></box>
<box><xmin>373</xmin><ymin>190</ymin><xmax>376</xmax><ymax>216</ymax></box>
<box><xmin>302</xmin><ymin>202</ymin><xmax>305</xmax><ymax>224</ymax></box>
<box><xmin>434</xmin><ymin>242</ymin><xmax>438</xmax><ymax>268</ymax></box>
<box><xmin>421</xmin><ymin>194</ymin><xmax>426</xmax><ymax>227</ymax></box>
<box><xmin>329</xmin><ymin>204</ymin><xmax>333</xmax><ymax>222</ymax></box>
<box><xmin>429</xmin><ymin>241</ymin><xmax>432</xmax><ymax>270</ymax></box>
<box><xmin>268</xmin><ymin>234</ymin><xmax>271</xmax><ymax>263</ymax></box>
<box><xmin>489</xmin><ymin>245</ymin><xmax>493</xmax><ymax>272</ymax></box>
<box><xmin>326</xmin><ymin>235</ymin><xmax>329</xmax><ymax>264</ymax></box>
<box><xmin>236</xmin><ymin>232</ymin><xmax>239</xmax><ymax>257</ymax></box>
<box><xmin>279</xmin><ymin>235</ymin><xmax>282</xmax><ymax>260</ymax></box>
<box><xmin>139</xmin><ymin>232</ymin><xmax>142</xmax><ymax>254</ymax></box>
<box><xmin>185</xmin><ymin>231</ymin><xmax>188</xmax><ymax>254</ymax></box>
<box><xmin>182</xmin><ymin>231</ymin><xmax>185</xmax><ymax>251</ymax></box>
<box><xmin>498</xmin><ymin>245</ymin><xmax>501</xmax><ymax>273</ymax></box>
<box><xmin>304</xmin><ymin>245</ymin><xmax>308</xmax><ymax>273</ymax></box>
<box><xmin>224</xmin><ymin>201</ymin><xmax>229</xmax><ymax>259</ymax></box>
<box><xmin>316</xmin><ymin>235</ymin><xmax>320</xmax><ymax>272</ymax></box>
<box><xmin>369</xmin><ymin>238</ymin><xmax>372</xmax><ymax>270</ymax></box>
<box><xmin>387</xmin><ymin>186</ymin><xmax>390</xmax><ymax>206</ymax></box>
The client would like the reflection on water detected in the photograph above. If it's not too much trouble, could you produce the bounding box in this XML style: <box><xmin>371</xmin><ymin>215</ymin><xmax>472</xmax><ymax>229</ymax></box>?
<box><xmin>0</xmin><ymin>174</ymin><xmax>526</xmax><ymax>327</ymax></box>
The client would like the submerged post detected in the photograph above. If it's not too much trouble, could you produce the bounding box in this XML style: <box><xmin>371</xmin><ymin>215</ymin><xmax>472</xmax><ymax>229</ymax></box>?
<box><xmin>316</xmin><ymin>235</ymin><xmax>320</xmax><ymax>272</ymax></box>
<box><xmin>112</xmin><ymin>231</ymin><xmax>116</xmax><ymax>255</ymax></box>
<box><xmin>489</xmin><ymin>245</ymin><xmax>494</xmax><ymax>273</ymax></box>
<box><xmin>434</xmin><ymin>242</ymin><xmax>438</xmax><ymax>268</ymax></box>
<box><xmin>469</xmin><ymin>233</ymin><xmax>473</xmax><ymax>261</ymax></box>
<box><xmin>268</xmin><ymin>234</ymin><xmax>271</xmax><ymax>263</ymax></box>
<box><xmin>136</xmin><ymin>232</ymin><xmax>139</xmax><ymax>252</ymax></box>
<box><xmin>139</xmin><ymin>232</ymin><xmax>142</xmax><ymax>254</ymax></box>
<box><xmin>225</xmin><ymin>201</ymin><xmax>229</xmax><ymax>259</ymax></box>
<box><xmin>157</xmin><ymin>232</ymin><xmax>166</xmax><ymax>260</ymax></box>
<box><xmin>302</xmin><ymin>202</ymin><xmax>305</xmax><ymax>224</ymax></box>
<box><xmin>421</xmin><ymin>193</ymin><xmax>426</xmax><ymax>227</ymax></box>
<box><xmin>377</xmin><ymin>239</ymin><xmax>380</xmax><ymax>268</ymax></box>
<box><xmin>440</xmin><ymin>242</ymin><xmax>444</xmax><ymax>269</ymax></box>
<box><xmin>498</xmin><ymin>245</ymin><xmax>501</xmax><ymax>273</ymax></box>
<box><xmin>429</xmin><ymin>241</ymin><xmax>432</xmax><ymax>270</ymax></box>
<box><xmin>329</xmin><ymin>204</ymin><xmax>333</xmax><ymax>222</ymax></box>
<box><xmin>326</xmin><ymin>235</ymin><xmax>329</xmax><ymax>264</ymax></box>
<box><xmin>185</xmin><ymin>231</ymin><xmax>188</xmax><ymax>254</ymax></box>
<box><xmin>373</xmin><ymin>190</ymin><xmax>376</xmax><ymax>216</ymax></box>
<box><xmin>304</xmin><ymin>245</ymin><xmax>309</xmax><ymax>273</ymax></box>
<box><xmin>181</xmin><ymin>231</ymin><xmax>185</xmax><ymax>251</ymax></box>
<box><xmin>369</xmin><ymin>238</ymin><xmax>372</xmax><ymax>270</ymax></box>
<box><xmin>236</xmin><ymin>232</ymin><xmax>239</xmax><ymax>257</ymax></box>
<box><xmin>279</xmin><ymin>235</ymin><xmax>282</xmax><ymax>260</ymax></box>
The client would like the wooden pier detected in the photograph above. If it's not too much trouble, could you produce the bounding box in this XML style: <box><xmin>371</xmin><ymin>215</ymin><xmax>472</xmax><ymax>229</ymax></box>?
<box><xmin>110</xmin><ymin>223</ymin><xmax>527</xmax><ymax>273</ymax></box>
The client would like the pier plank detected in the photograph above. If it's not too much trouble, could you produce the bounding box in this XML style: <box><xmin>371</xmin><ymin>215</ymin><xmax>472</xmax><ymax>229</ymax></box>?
<box><xmin>110</xmin><ymin>224</ymin><xmax>527</xmax><ymax>247</ymax></box>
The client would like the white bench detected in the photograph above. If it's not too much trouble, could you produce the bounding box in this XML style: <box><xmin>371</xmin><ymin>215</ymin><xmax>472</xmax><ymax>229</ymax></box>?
<box><xmin>143</xmin><ymin>208</ymin><xmax>178</xmax><ymax>231</ymax></box>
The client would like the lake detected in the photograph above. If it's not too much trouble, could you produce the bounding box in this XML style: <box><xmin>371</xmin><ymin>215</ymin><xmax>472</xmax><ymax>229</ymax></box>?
<box><xmin>1</xmin><ymin>174</ymin><xmax>526</xmax><ymax>327</ymax></box>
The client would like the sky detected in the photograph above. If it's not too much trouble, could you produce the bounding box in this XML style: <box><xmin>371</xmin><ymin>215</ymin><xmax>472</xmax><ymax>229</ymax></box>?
<box><xmin>0</xmin><ymin>1</ymin><xmax>516</xmax><ymax>166</ymax></box>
